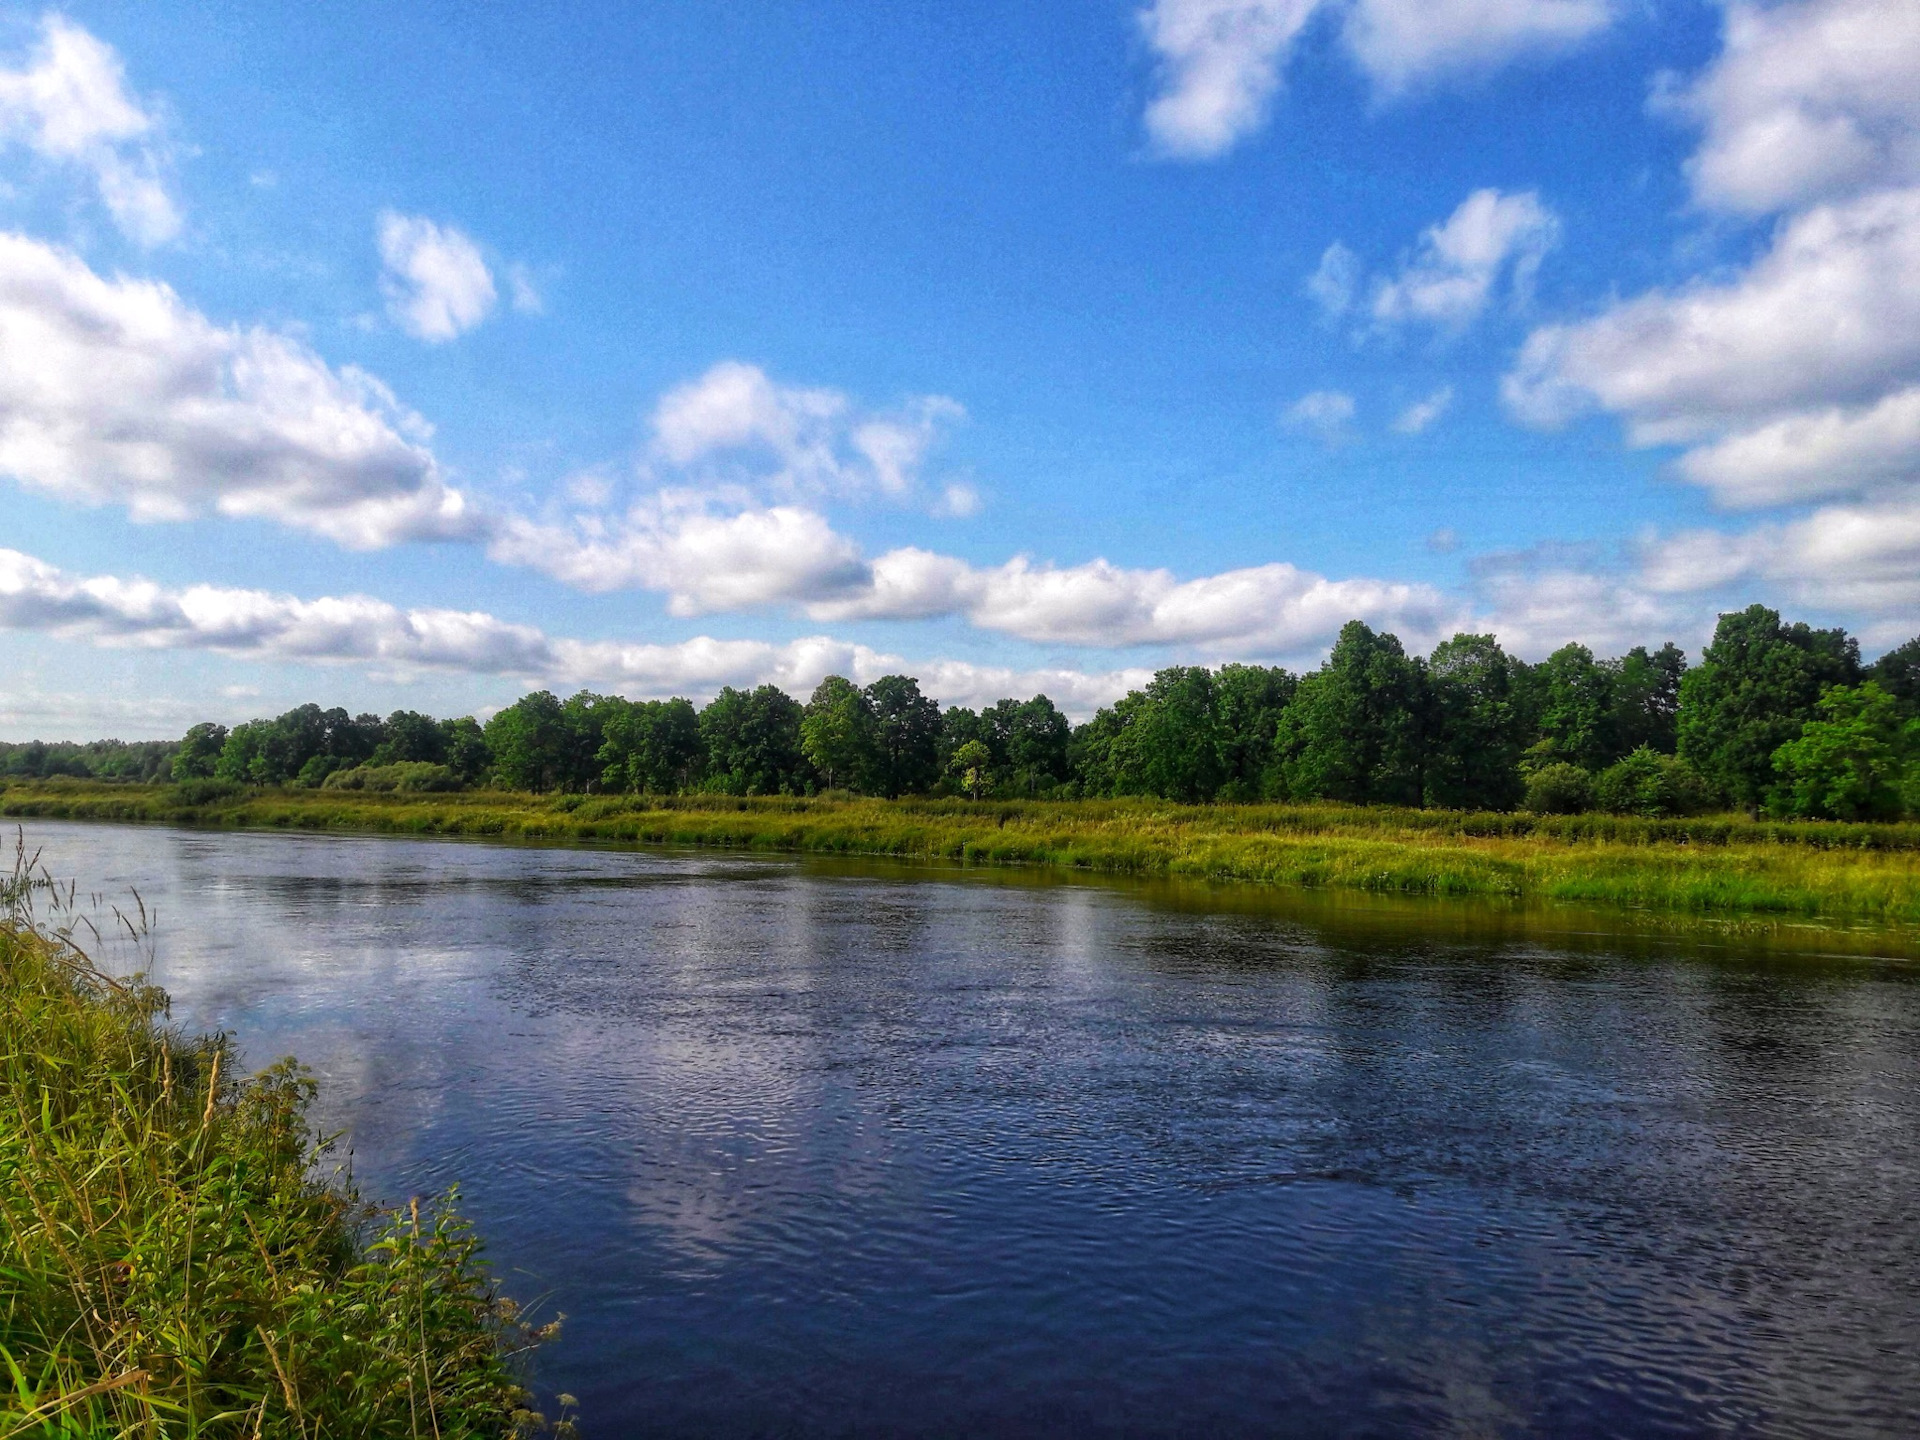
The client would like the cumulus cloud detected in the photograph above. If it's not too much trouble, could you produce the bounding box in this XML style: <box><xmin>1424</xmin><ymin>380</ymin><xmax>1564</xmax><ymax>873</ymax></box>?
<box><xmin>486</xmin><ymin>498</ymin><xmax>872</xmax><ymax>615</ymax></box>
<box><xmin>1138</xmin><ymin>0</ymin><xmax>1319</xmax><ymax>160</ymax></box>
<box><xmin>1342</xmin><ymin>0</ymin><xmax>1614</xmax><ymax>98</ymax></box>
<box><xmin>0</xmin><ymin>15</ymin><xmax>178</xmax><ymax>244</ymax></box>
<box><xmin>1637</xmin><ymin>497</ymin><xmax>1920</xmax><ymax>616</ymax></box>
<box><xmin>1664</xmin><ymin>0</ymin><xmax>1920</xmax><ymax>216</ymax></box>
<box><xmin>1675</xmin><ymin>385</ymin><xmax>1920</xmax><ymax>507</ymax></box>
<box><xmin>0</xmin><ymin>546</ymin><xmax>1149</xmax><ymax>714</ymax></box>
<box><xmin>1494</xmin><ymin>0</ymin><xmax>1920</xmax><ymax>636</ymax></box>
<box><xmin>650</xmin><ymin>361</ymin><xmax>962</xmax><ymax>503</ymax></box>
<box><xmin>1508</xmin><ymin>187</ymin><xmax>1920</xmax><ymax>441</ymax></box>
<box><xmin>1370</xmin><ymin>188</ymin><xmax>1558</xmax><ymax>331</ymax></box>
<box><xmin>1394</xmin><ymin>385</ymin><xmax>1454</xmax><ymax>434</ymax></box>
<box><xmin>377</xmin><ymin>212</ymin><xmax>498</xmax><ymax>343</ymax></box>
<box><xmin>812</xmin><ymin>547</ymin><xmax>1467</xmax><ymax>655</ymax></box>
<box><xmin>1138</xmin><ymin>0</ymin><xmax>1617</xmax><ymax>159</ymax></box>
<box><xmin>1472</xmin><ymin>556</ymin><xmax>1693</xmax><ymax>657</ymax></box>
<box><xmin>0</xmin><ymin>231</ymin><xmax>478</xmax><ymax>547</ymax></box>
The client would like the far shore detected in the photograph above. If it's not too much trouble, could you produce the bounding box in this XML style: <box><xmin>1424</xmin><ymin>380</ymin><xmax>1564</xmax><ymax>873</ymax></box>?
<box><xmin>6</xmin><ymin>780</ymin><xmax>1920</xmax><ymax>934</ymax></box>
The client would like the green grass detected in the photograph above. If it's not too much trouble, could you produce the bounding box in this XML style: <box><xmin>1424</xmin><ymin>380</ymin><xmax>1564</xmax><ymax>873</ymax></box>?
<box><xmin>7</xmin><ymin>779</ymin><xmax>1920</xmax><ymax>929</ymax></box>
<box><xmin>0</xmin><ymin>845</ymin><xmax>571</xmax><ymax>1438</ymax></box>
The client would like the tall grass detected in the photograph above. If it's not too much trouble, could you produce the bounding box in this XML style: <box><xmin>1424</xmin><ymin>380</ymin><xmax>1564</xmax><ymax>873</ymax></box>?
<box><xmin>6</xmin><ymin>780</ymin><xmax>1920</xmax><ymax>927</ymax></box>
<box><xmin>0</xmin><ymin>838</ymin><xmax>571</xmax><ymax>1438</ymax></box>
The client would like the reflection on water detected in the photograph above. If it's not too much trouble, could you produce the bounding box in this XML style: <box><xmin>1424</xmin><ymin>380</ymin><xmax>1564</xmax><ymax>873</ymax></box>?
<box><xmin>19</xmin><ymin>819</ymin><xmax>1920</xmax><ymax>1437</ymax></box>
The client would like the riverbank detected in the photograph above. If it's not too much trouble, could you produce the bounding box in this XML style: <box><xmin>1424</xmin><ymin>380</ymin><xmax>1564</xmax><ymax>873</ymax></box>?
<box><xmin>0</xmin><ymin>859</ymin><xmax>568</xmax><ymax>1436</ymax></box>
<box><xmin>6</xmin><ymin>779</ymin><xmax>1920</xmax><ymax>927</ymax></box>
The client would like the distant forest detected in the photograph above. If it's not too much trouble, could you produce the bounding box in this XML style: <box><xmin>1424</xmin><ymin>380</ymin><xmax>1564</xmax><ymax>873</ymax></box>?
<box><xmin>7</xmin><ymin>605</ymin><xmax>1920</xmax><ymax>822</ymax></box>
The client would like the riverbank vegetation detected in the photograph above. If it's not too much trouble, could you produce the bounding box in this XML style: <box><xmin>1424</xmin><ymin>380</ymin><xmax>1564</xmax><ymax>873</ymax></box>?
<box><xmin>5</xmin><ymin>783</ymin><xmax>1919</xmax><ymax>928</ymax></box>
<box><xmin>0</xmin><ymin>849</ymin><xmax>569</xmax><ymax>1437</ymax></box>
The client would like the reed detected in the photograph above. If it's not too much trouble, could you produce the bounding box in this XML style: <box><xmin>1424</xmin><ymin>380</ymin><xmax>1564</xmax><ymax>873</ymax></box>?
<box><xmin>6</xmin><ymin>780</ymin><xmax>1920</xmax><ymax>927</ymax></box>
<box><xmin>0</xmin><ymin>840</ymin><xmax>570</xmax><ymax>1438</ymax></box>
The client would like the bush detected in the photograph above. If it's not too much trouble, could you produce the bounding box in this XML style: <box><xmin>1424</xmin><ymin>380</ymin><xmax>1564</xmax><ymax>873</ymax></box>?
<box><xmin>322</xmin><ymin>761</ymin><xmax>462</xmax><ymax>793</ymax></box>
<box><xmin>1594</xmin><ymin>747</ymin><xmax>1716</xmax><ymax>817</ymax></box>
<box><xmin>171</xmin><ymin>777</ymin><xmax>245</xmax><ymax>805</ymax></box>
<box><xmin>1524</xmin><ymin>762</ymin><xmax>1594</xmax><ymax>815</ymax></box>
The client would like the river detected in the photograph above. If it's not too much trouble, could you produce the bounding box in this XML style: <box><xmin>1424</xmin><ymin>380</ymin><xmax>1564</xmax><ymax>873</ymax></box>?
<box><xmin>15</xmin><ymin>818</ymin><xmax>1920</xmax><ymax>1437</ymax></box>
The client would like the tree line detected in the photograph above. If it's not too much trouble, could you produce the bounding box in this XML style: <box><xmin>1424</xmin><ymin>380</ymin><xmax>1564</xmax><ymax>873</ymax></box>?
<box><xmin>9</xmin><ymin>605</ymin><xmax>1919</xmax><ymax>821</ymax></box>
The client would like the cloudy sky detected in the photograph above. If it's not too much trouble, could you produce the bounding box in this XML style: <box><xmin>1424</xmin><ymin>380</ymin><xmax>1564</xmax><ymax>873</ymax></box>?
<box><xmin>1</xmin><ymin>0</ymin><xmax>1915</xmax><ymax>738</ymax></box>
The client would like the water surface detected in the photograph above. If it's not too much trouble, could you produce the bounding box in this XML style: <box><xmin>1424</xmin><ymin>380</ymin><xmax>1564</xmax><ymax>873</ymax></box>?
<box><xmin>20</xmin><ymin>819</ymin><xmax>1920</xmax><ymax>1437</ymax></box>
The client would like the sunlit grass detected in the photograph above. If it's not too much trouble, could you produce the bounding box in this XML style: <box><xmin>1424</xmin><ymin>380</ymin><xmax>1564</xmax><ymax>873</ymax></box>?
<box><xmin>0</xmin><ymin>840</ymin><xmax>571</xmax><ymax>1438</ymax></box>
<box><xmin>5</xmin><ymin>779</ymin><xmax>1920</xmax><ymax>926</ymax></box>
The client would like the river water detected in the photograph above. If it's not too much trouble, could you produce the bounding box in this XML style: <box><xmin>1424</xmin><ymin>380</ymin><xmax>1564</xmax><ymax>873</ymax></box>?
<box><xmin>16</xmin><ymin>818</ymin><xmax>1920</xmax><ymax>1437</ymax></box>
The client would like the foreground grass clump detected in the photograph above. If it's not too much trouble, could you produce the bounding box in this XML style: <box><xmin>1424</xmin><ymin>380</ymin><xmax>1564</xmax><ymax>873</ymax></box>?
<box><xmin>0</xmin><ymin>854</ymin><xmax>569</xmax><ymax>1438</ymax></box>
<box><xmin>6</xmin><ymin>780</ymin><xmax>1920</xmax><ymax>928</ymax></box>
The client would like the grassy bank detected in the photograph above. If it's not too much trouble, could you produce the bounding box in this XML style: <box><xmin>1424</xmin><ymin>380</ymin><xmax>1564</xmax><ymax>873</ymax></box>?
<box><xmin>0</xmin><ymin>851</ymin><xmax>569</xmax><ymax>1437</ymax></box>
<box><xmin>7</xmin><ymin>779</ymin><xmax>1920</xmax><ymax>928</ymax></box>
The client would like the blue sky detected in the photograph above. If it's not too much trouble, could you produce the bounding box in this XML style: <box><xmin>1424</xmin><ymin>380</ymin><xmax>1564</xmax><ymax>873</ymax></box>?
<box><xmin>2</xmin><ymin>0</ymin><xmax>1916</xmax><ymax>737</ymax></box>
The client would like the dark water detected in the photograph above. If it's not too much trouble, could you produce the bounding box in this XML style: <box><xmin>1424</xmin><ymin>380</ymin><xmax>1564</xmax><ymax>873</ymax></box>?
<box><xmin>18</xmin><ymin>819</ymin><xmax>1920</xmax><ymax>1438</ymax></box>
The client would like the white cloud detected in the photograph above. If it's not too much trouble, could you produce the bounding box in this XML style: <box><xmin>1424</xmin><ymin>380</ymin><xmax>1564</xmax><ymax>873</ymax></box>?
<box><xmin>1505</xmin><ymin>186</ymin><xmax>1920</xmax><ymax>467</ymax></box>
<box><xmin>377</xmin><ymin>212</ymin><xmax>497</xmax><ymax>343</ymax></box>
<box><xmin>0</xmin><ymin>15</ymin><xmax>178</xmax><ymax>244</ymax></box>
<box><xmin>486</xmin><ymin>498</ymin><xmax>872</xmax><ymax>615</ymax></box>
<box><xmin>1637</xmin><ymin>496</ymin><xmax>1920</xmax><ymax>615</ymax></box>
<box><xmin>1676</xmin><ymin>386</ymin><xmax>1920</xmax><ymax>508</ymax></box>
<box><xmin>1394</xmin><ymin>385</ymin><xmax>1454</xmax><ymax>434</ymax></box>
<box><xmin>812</xmin><ymin>547</ymin><xmax>1466</xmax><ymax>655</ymax></box>
<box><xmin>1138</xmin><ymin>0</ymin><xmax>1320</xmax><ymax>160</ymax></box>
<box><xmin>1343</xmin><ymin>0</ymin><xmax>1614</xmax><ymax>99</ymax></box>
<box><xmin>649</xmin><ymin>361</ymin><xmax>962</xmax><ymax>504</ymax></box>
<box><xmin>1284</xmin><ymin>388</ymin><xmax>1356</xmax><ymax>435</ymax></box>
<box><xmin>1371</xmin><ymin>188</ymin><xmax>1558</xmax><ymax>331</ymax></box>
<box><xmin>0</xmin><ymin>231</ymin><xmax>477</xmax><ymax>547</ymax></box>
<box><xmin>1307</xmin><ymin>240</ymin><xmax>1360</xmax><ymax>317</ymax></box>
<box><xmin>1500</xmin><ymin>0</ymin><xmax>1920</xmax><ymax>631</ymax></box>
<box><xmin>0</xmin><ymin>545</ymin><xmax>1149</xmax><ymax>715</ymax></box>
<box><xmin>506</xmin><ymin>261</ymin><xmax>543</xmax><ymax>315</ymax></box>
<box><xmin>1665</xmin><ymin>0</ymin><xmax>1920</xmax><ymax>216</ymax></box>
<box><xmin>1138</xmin><ymin>0</ymin><xmax>1617</xmax><ymax>159</ymax></box>
<box><xmin>1473</xmin><ymin>559</ymin><xmax>1693</xmax><ymax>657</ymax></box>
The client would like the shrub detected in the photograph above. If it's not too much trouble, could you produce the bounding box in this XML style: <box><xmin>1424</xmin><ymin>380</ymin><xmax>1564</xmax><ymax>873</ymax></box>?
<box><xmin>171</xmin><ymin>777</ymin><xmax>245</xmax><ymax>805</ymax></box>
<box><xmin>1594</xmin><ymin>747</ymin><xmax>1717</xmax><ymax>817</ymax></box>
<box><xmin>323</xmin><ymin>761</ymin><xmax>462</xmax><ymax>793</ymax></box>
<box><xmin>1524</xmin><ymin>762</ymin><xmax>1594</xmax><ymax>815</ymax></box>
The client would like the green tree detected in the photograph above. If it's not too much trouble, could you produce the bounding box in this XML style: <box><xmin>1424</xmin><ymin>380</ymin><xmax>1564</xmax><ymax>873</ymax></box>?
<box><xmin>1525</xmin><ymin>762</ymin><xmax>1594</xmax><ymax>814</ymax></box>
<box><xmin>800</xmin><ymin>677</ymin><xmax>877</xmax><ymax>791</ymax></box>
<box><xmin>949</xmin><ymin>739</ymin><xmax>993</xmax><ymax>800</ymax></box>
<box><xmin>866</xmin><ymin>674</ymin><xmax>942</xmax><ymax>797</ymax></box>
<box><xmin>1678</xmin><ymin>605</ymin><xmax>1862</xmax><ymax>811</ymax></box>
<box><xmin>1531</xmin><ymin>644</ymin><xmax>1615</xmax><ymax>772</ymax></box>
<box><xmin>1768</xmin><ymin>682</ymin><xmax>1914</xmax><ymax>821</ymax></box>
<box><xmin>371</xmin><ymin>710</ymin><xmax>447</xmax><ymax>766</ymax></box>
<box><xmin>1424</xmin><ymin>633</ymin><xmax>1524</xmax><ymax>811</ymax></box>
<box><xmin>701</xmin><ymin>684</ymin><xmax>812</xmax><ymax>795</ymax></box>
<box><xmin>1871</xmin><ymin>635</ymin><xmax>1920</xmax><ymax>714</ymax></box>
<box><xmin>170</xmin><ymin>723</ymin><xmax>228</xmax><ymax>782</ymax></box>
<box><xmin>598</xmin><ymin>698</ymin><xmax>706</xmax><ymax>793</ymax></box>
<box><xmin>984</xmin><ymin>694</ymin><xmax>1073</xmax><ymax>796</ymax></box>
<box><xmin>439</xmin><ymin>717</ymin><xmax>492</xmax><ymax>786</ymax></box>
<box><xmin>1212</xmin><ymin>664</ymin><xmax>1295</xmax><ymax>801</ymax></box>
<box><xmin>1593</xmin><ymin>747</ymin><xmax>1714</xmax><ymax>817</ymax></box>
<box><xmin>1274</xmin><ymin>623</ymin><xmax>1427</xmax><ymax>805</ymax></box>
<box><xmin>1609</xmin><ymin>643</ymin><xmax>1688</xmax><ymax>755</ymax></box>
<box><xmin>1069</xmin><ymin>693</ymin><xmax>1144</xmax><ymax>798</ymax></box>
<box><xmin>1109</xmin><ymin>666</ymin><xmax>1224</xmax><ymax>802</ymax></box>
<box><xmin>483</xmin><ymin>691</ymin><xmax>572</xmax><ymax>792</ymax></box>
